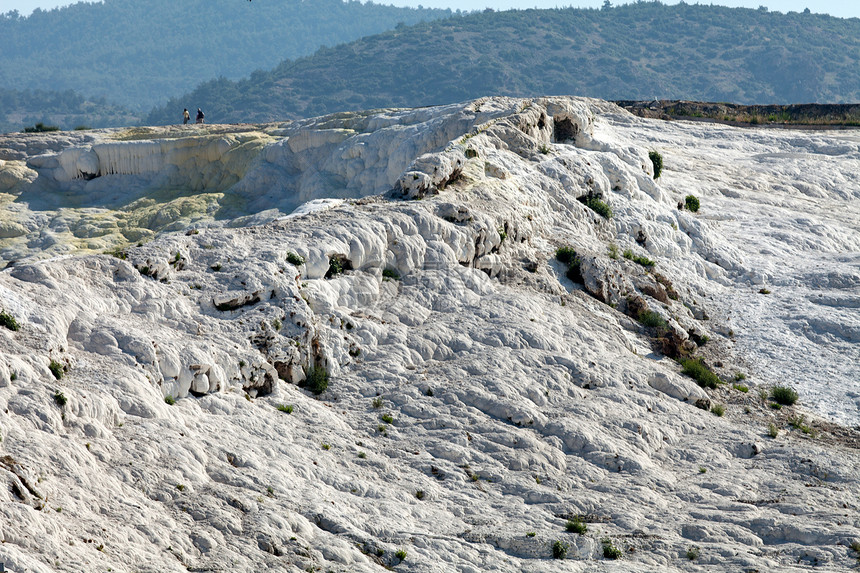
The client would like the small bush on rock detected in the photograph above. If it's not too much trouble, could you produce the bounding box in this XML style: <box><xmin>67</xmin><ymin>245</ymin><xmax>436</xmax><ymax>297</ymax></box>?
<box><xmin>711</xmin><ymin>403</ymin><xmax>725</xmax><ymax>416</ymax></box>
<box><xmin>49</xmin><ymin>360</ymin><xmax>64</xmax><ymax>380</ymax></box>
<box><xmin>638</xmin><ymin>310</ymin><xmax>667</xmax><ymax>329</ymax></box>
<box><xmin>602</xmin><ymin>538</ymin><xmax>622</xmax><ymax>560</ymax></box>
<box><xmin>585</xmin><ymin>196</ymin><xmax>612</xmax><ymax>219</ymax></box>
<box><xmin>286</xmin><ymin>252</ymin><xmax>305</xmax><ymax>266</ymax></box>
<box><xmin>53</xmin><ymin>391</ymin><xmax>67</xmax><ymax>407</ymax></box>
<box><xmin>684</xmin><ymin>194</ymin><xmax>700</xmax><ymax>212</ymax></box>
<box><xmin>382</xmin><ymin>268</ymin><xmax>401</xmax><ymax>280</ymax></box>
<box><xmin>394</xmin><ymin>549</ymin><xmax>407</xmax><ymax>561</ymax></box>
<box><xmin>0</xmin><ymin>310</ymin><xmax>20</xmax><ymax>331</ymax></box>
<box><xmin>277</xmin><ymin>404</ymin><xmax>294</xmax><ymax>414</ymax></box>
<box><xmin>687</xmin><ymin>546</ymin><xmax>700</xmax><ymax>560</ymax></box>
<box><xmin>622</xmin><ymin>249</ymin><xmax>655</xmax><ymax>267</ymax></box>
<box><xmin>304</xmin><ymin>366</ymin><xmax>329</xmax><ymax>395</ymax></box>
<box><xmin>552</xmin><ymin>539</ymin><xmax>569</xmax><ymax>560</ymax></box>
<box><xmin>680</xmin><ymin>358</ymin><xmax>721</xmax><ymax>389</ymax></box>
<box><xmin>649</xmin><ymin>150</ymin><xmax>663</xmax><ymax>179</ymax></box>
<box><xmin>566</xmin><ymin>517</ymin><xmax>587</xmax><ymax>535</ymax></box>
<box><xmin>164</xmin><ymin>395</ymin><xmax>175</xmax><ymax>405</ymax></box>
<box><xmin>771</xmin><ymin>385</ymin><xmax>799</xmax><ymax>405</ymax></box>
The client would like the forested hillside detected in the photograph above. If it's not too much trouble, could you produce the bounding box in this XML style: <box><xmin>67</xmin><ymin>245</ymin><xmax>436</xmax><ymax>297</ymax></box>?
<box><xmin>0</xmin><ymin>0</ymin><xmax>451</xmax><ymax>112</ymax></box>
<box><xmin>145</xmin><ymin>2</ymin><xmax>860</xmax><ymax>125</ymax></box>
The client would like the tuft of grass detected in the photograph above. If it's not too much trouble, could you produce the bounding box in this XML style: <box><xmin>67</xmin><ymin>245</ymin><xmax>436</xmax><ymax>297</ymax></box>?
<box><xmin>711</xmin><ymin>403</ymin><xmax>725</xmax><ymax>417</ymax></box>
<box><xmin>276</xmin><ymin>404</ymin><xmax>294</xmax><ymax>414</ymax></box>
<box><xmin>552</xmin><ymin>539</ymin><xmax>569</xmax><ymax>560</ymax></box>
<box><xmin>733</xmin><ymin>384</ymin><xmax>749</xmax><ymax>393</ymax></box>
<box><xmin>608</xmin><ymin>244</ymin><xmax>619</xmax><ymax>259</ymax></box>
<box><xmin>680</xmin><ymin>358</ymin><xmax>721</xmax><ymax>389</ymax></box>
<box><xmin>380</xmin><ymin>413</ymin><xmax>394</xmax><ymax>424</ymax></box>
<box><xmin>372</xmin><ymin>396</ymin><xmax>384</xmax><ymax>409</ymax></box>
<box><xmin>394</xmin><ymin>549</ymin><xmax>407</xmax><ymax>561</ymax></box>
<box><xmin>415</xmin><ymin>490</ymin><xmax>424</xmax><ymax>500</ymax></box>
<box><xmin>0</xmin><ymin>310</ymin><xmax>21</xmax><ymax>331</ymax></box>
<box><xmin>684</xmin><ymin>194</ymin><xmax>700</xmax><ymax>212</ymax></box>
<box><xmin>759</xmin><ymin>288</ymin><xmax>771</xmax><ymax>294</ymax></box>
<box><xmin>286</xmin><ymin>252</ymin><xmax>305</xmax><ymax>266</ymax></box>
<box><xmin>526</xmin><ymin>531</ymin><xmax>536</xmax><ymax>537</ymax></box>
<box><xmin>788</xmin><ymin>414</ymin><xmax>816</xmax><ymax>436</ymax></box>
<box><xmin>175</xmin><ymin>484</ymin><xmax>185</xmax><ymax>491</ymax></box>
<box><xmin>49</xmin><ymin>360</ymin><xmax>65</xmax><ymax>380</ymax></box>
<box><xmin>304</xmin><ymin>366</ymin><xmax>329</xmax><ymax>395</ymax></box>
<box><xmin>699</xmin><ymin>466</ymin><xmax>707</xmax><ymax>474</ymax></box>
<box><xmin>164</xmin><ymin>395</ymin><xmax>175</xmax><ymax>405</ymax></box>
<box><xmin>566</xmin><ymin>517</ymin><xmax>587</xmax><ymax>535</ymax></box>
<box><xmin>382</xmin><ymin>268</ymin><xmax>401</xmax><ymax>280</ymax></box>
<box><xmin>555</xmin><ymin>246</ymin><xmax>578</xmax><ymax>266</ymax></box>
<box><xmin>767</xmin><ymin>423</ymin><xmax>779</xmax><ymax>438</ymax></box>
<box><xmin>538</xmin><ymin>143</ymin><xmax>551</xmax><ymax>155</ymax></box>
<box><xmin>602</xmin><ymin>538</ymin><xmax>622</xmax><ymax>560</ymax></box>
<box><xmin>734</xmin><ymin>372</ymin><xmax>747</xmax><ymax>381</ymax></box>
<box><xmin>771</xmin><ymin>385</ymin><xmax>799</xmax><ymax>405</ymax></box>
<box><xmin>53</xmin><ymin>391</ymin><xmax>67</xmax><ymax>407</ymax></box>
<box><xmin>649</xmin><ymin>150</ymin><xmax>663</xmax><ymax>179</ymax></box>
<box><xmin>358</xmin><ymin>451</ymin><xmax>367</xmax><ymax>459</ymax></box>
<box><xmin>321</xmin><ymin>443</ymin><xmax>331</xmax><ymax>450</ymax></box>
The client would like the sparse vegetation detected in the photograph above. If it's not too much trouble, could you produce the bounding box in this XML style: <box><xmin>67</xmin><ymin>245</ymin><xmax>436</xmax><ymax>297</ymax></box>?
<box><xmin>538</xmin><ymin>143</ymin><xmax>551</xmax><ymax>154</ymax></box>
<box><xmin>286</xmin><ymin>252</ymin><xmax>305</xmax><ymax>266</ymax></box>
<box><xmin>164</xmin><ymin>395</ymin><xmax>175</xmax><ymax>405</ymax></box>
<box><xmin>649</xmin><ymin>150</ymin><xmax>663</xmax><ymax>179</ymax></box>
<box><xmin>602</xmin><ymin>538</ymin><xmax>622</xmax><ymax>560</ymax></box>
<box><xmin>711</xmin><ymin>403</ymin><xmax>725</xmax><ymax>417</ymax></box>
<box><xmin>552</xmin><ymin>539</ymin><xmax>569</xmax><ymax>560</ymax></box>
<box><xmin>175</xmin><ymin>484</ymin><xmax>185</xmax><ymax>491</ymax></box>
<box><xmin>684</xmin><ymin>194</ymin><xmax>700</xmax><ymax>212</ymax></box>
<box><xmin>0</xmin><ymin>310</ymin><xmax>21</xmax><ymax>331</ymax></box>
<box><xmin>380</xmin><ymin>413</ymin><xmax>394</xmax><ymax>424</ymax></box>
<box><xmin>526</xmin><ymin>531</ymin><xmax>536</xmax><ymax>537</ymax></box>
<box><xmin>394</xmin><ymin>549</ymin><xmax>407</xmax><ymax>561</ymax></box>
<box><xmin>608</xmin><ymin>244</ymin><xmax>619</xmax><ymax>259</ymax></box>
<box><xmin>638</xmin><ymin>310</ymin><xmax>667</xmax><ymax>329</ymax></box>
<box><xmin>53</xmin><ymin>391</ymin><xmax>67</xmax><ymax>407</ymax></box>
<box><xmin>23</xmin><ymin>122</ymin><xmax>60</xmax><ymax>133</ymax></box>
<box><xmin>788</xmin><ymin>414</ymin><xmax>816</xmax><ymax>436</ymax></box>
<box><xmin>304</xmin><ymin>365</ymin><xmax>329</xmax><ymax>395</ymax></box>
<box><xmin>415</xmin><ymin>490</ymin><xmax>425</xmax><ymax>500</ymax></box>
<box><xmin>49</xmin><ymin>360</ymin><xmax>64</xmax><ymax>380</ymax></box>
<box><xmin>382</xmin><ymin>268</ymin><xmax>401</xmax><ymax>280</ymax></box>
<box><xmin>372</xmin><ymin>396</ymin><xmax>384</xmax><ymax>409</ymax></box>
<box><xmin>771</xmin><ymin>385</ymin><xmax>799</xmax><ymax>406</ymax></box>
<box><xmin>358</xmin><ymin>451</ymin><xmax>367</xmax><ymax>459</ymax></box>
<box><xmin>585</xmin><ymin>195</ymin><xmax>613</xmax><ymax>219</ymax></box>
<box><xmin>566</xmin><ymin>517</ymin><xmax>587</xmax><ymax>535</ymax></box>
<box><xmin>680</xmin><ymin>357</ymin><xmax>721</xmax><ymax>389</ymax></box>
<box><xmin>734</xmin><ymin>372</ymin><xmax>747</xmax><ymax>381</ymax></box>
<box><xmin>277</xmin><ymin>404</ymin><xmax>294</xmax><ymax>414</ymax></box>
<box><xmin>321</xmin><ymin>443</ymin><xmax>331</xmax><ymax>450</ymax></box>
<box><xmin>733</xmin><ymin>384</ymin><xmax>749</xmax><ymax>393</ymax></box>
<box><xmin>556</xmin><ymin>246</ymin><xmax>583</xmax><ymax>282</ymax></box>
<box><xmin>767</xmin><ymin>423</ymin><xmax>779</xmax><ymax>438</ymax></box>
<box><xmin>686</xmin><ymin>546</ymin><xmax>700</xmax><ymax>560</ymax></box>
<box><xmin>622</xmin><ymin>249</ymin><xmax>655</xmax><ymax>267</ymax></box>
<box><xmin>759</xmin><ymin>288</ymin><xmax>771</xmax><ymax>294</ymax></box>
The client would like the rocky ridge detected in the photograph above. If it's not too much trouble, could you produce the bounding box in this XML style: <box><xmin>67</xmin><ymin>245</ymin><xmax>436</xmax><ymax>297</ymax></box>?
<box><xmin>0</xmin><ymin>97</ymin><xmax>858</xmax><ymax>572</ymax></box>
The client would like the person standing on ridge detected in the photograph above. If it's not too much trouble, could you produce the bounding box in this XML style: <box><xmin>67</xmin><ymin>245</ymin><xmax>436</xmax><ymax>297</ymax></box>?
<box><xmin>196</xmin><ymin>108</ymin><xmax>205</xmax><ymax>124</ymax></box>
<box><xmin>183</xmin><ymin>108</ymin><xmax>190</xmax><ymax>124</ymax></box>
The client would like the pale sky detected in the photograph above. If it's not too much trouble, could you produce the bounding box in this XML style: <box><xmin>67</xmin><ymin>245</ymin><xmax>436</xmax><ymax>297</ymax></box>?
<box><xmin>0</xmin><ymin>0</ymin><xmax>857</xmax><ymax>19</ymax></box>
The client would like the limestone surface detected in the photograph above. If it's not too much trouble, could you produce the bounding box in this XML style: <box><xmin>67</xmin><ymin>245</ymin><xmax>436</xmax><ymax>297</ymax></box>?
<box><xmin>0</xmin><ymin>97</ymin><xmax>858</xmax><ymax>572</ymax></box>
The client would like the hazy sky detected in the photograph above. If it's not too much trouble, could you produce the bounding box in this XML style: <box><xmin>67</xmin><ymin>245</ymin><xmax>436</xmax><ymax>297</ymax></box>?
<box><xmin>1</xmin><ymin>0</ymin><xmax>858</xmax><ymax>19</ymax></box>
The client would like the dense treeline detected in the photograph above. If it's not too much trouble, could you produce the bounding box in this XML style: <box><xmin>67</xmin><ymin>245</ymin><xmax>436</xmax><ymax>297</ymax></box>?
<box><xmin>0</xmin><ymin>88</ymin><xmax>135</xmax><ymax>134</ymax></box>
<box><xmin>145</xmin><ymin>2</ymin><xmax>860</xmax><ymax>125</ymax></box>
<box><xmin>0</xmin><ymin>0</ymin><xmax>451</xmax><ymax>111</ymax></box>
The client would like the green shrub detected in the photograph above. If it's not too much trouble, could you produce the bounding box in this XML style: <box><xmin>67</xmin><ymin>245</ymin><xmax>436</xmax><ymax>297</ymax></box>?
<box><xmin>638</xmin><ymin>310</ymin><xmax>667</xmax><ymax>329</ymax></box>
<box><xmin>327</xmin><ymin>256</ymin><xmax>345</xmax><ymax>277</ymax></box>
<box><xmin>380</xmin><ymin>413</ymin><xmax>394</xmax><ymax>424</ymax></box>
<box><xmin>53</xmin><ymin>391</ymin><xmax>67</xmax><ymax>407</ymax></box>
<box><xmin>734</xmin><ymin>372</ymin><xmax>747</xmax><ymax>381</ymax></box>
<box><xmin>680</xmin><ymin>358</ymin><xmax>721</xmax><ymax>389</ymax></box>
<box><xmin>304</xmin><ymin>366</ymin><xmax>329</xmax><ymax>395</ymax></box>
<box><xmin>276</xmin><ymin>404</ymin><xmax>294</xmax><ymax>414</ymax></box>
<box><xmin>372</xmin><ymin>396</ymin><xmax>384</xmax><ymax>409</ymax></box>
<box><xmin>771</xmin><ymin>385</ymin><xmax>799</xmax><ymax>405</ymax></box>
<box><xmin>526</xmin><ymin>531</ymin><xmax>536</xmax><ymax>537</ymax></box>
<box><xmin>49</xmin><ymin>360</ymin><xmax>64</xmax><ymax>380</ymax></box>
<box><xmin>415</xmin><ymin>490</ymin><xmax>424</xmax><ymax>500</ymax></box>
<box><xmin>767</xmin><ymin>423</ymin><xmax>779</xmax><ymax>438</ymax></box>
<box><xmin>711</xmin><ymin>403</ymin><xmax>725</xmax><ymax>416</ymax></box>
<box><xmin>788</xmin><ymin>414</ymin><xmax>815</xmax><ymax>436</ymax></box>
<box><xmin>585</xmin><ymin>196</ymin><xmax>612</xmax><ymax>219</ymax></box>
<box><xmin>555</xmin><ymin>246</ymin><xmax>578</xmax><ymax>266</ymax></box>
<box><xmin>382</xmin><ymin>268</ymin><xmax>401</xmax><ymax>280</ymax></box>
<box><xmin>684</xmin><ymin>194</ymin><xmax>700</xmax><ymax>212</ymax></box>
<box><xmin>286</xmin><ymin>251</ymin><xmax>305</xmax><ymax>266</ymax></box>
<box><xmin>23</xmin><ymin>122</ymin><xmax>60</xmax><ymax>133</ymax></box>
<box><xmin>602</xmin><ymin>538</ymin><xmax>622</xmax><ymax>559</ymax></box>
<box><xmin>622</xmin><ymin>249</ymin><xmax>655</xmax><ymax>267</ymax></box>
<box><xmin>649</xmin><ymin>150</ymin><xmax>663</xmax><ymax>179</ymax></box>
<box><xmin>566</xmin><ymin>517</ymin><xmax>587</xmax><ymax>535</ymax></box>
<box><xmin>394</xmin><ymin>549</ymin><xmax>407</xmax><ymax>561</ymax></box>
<box><xmin>0</xmin><ymin>310</ymin><xmax>20</xmax><ymax>331</ymax></box>
<box><xmin>321</xmin><ymin>443</ymin><xmax>330</xmax><ymax>450</ymax></box>
<box><xmin>733</xmin><ymin>384</ymin><xmax>749</xmax><ymax>393</ymax></box>
<box><xmin>686</xmin><ymin>546</ymin><xmax>700</xmax><ymax>560</ymax></box>
<box><xmin>164</xmin><ymin>395</ymin><xmax>175</xmax><ymax>405</ymax></box>
<box><xmin>552</xmin><ymin>539</ymin><xmax>569</xmax><ymax>560</ymax></box>
<box><xmin>607</xmin><ymin>244</ymin><xmax>619</xmax><ymax>259</ymax></box>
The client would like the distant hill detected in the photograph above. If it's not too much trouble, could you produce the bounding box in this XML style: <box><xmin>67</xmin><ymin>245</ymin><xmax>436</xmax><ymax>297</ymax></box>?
<box><xmin>0</xmin><ymin>0</ymin><xmax>451</xmax><ymax>112</ymax></box>
<box><xmin>145</xmin><ymin>3</ymin><xmax>860</xmax><ymax>125</ymax></box>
